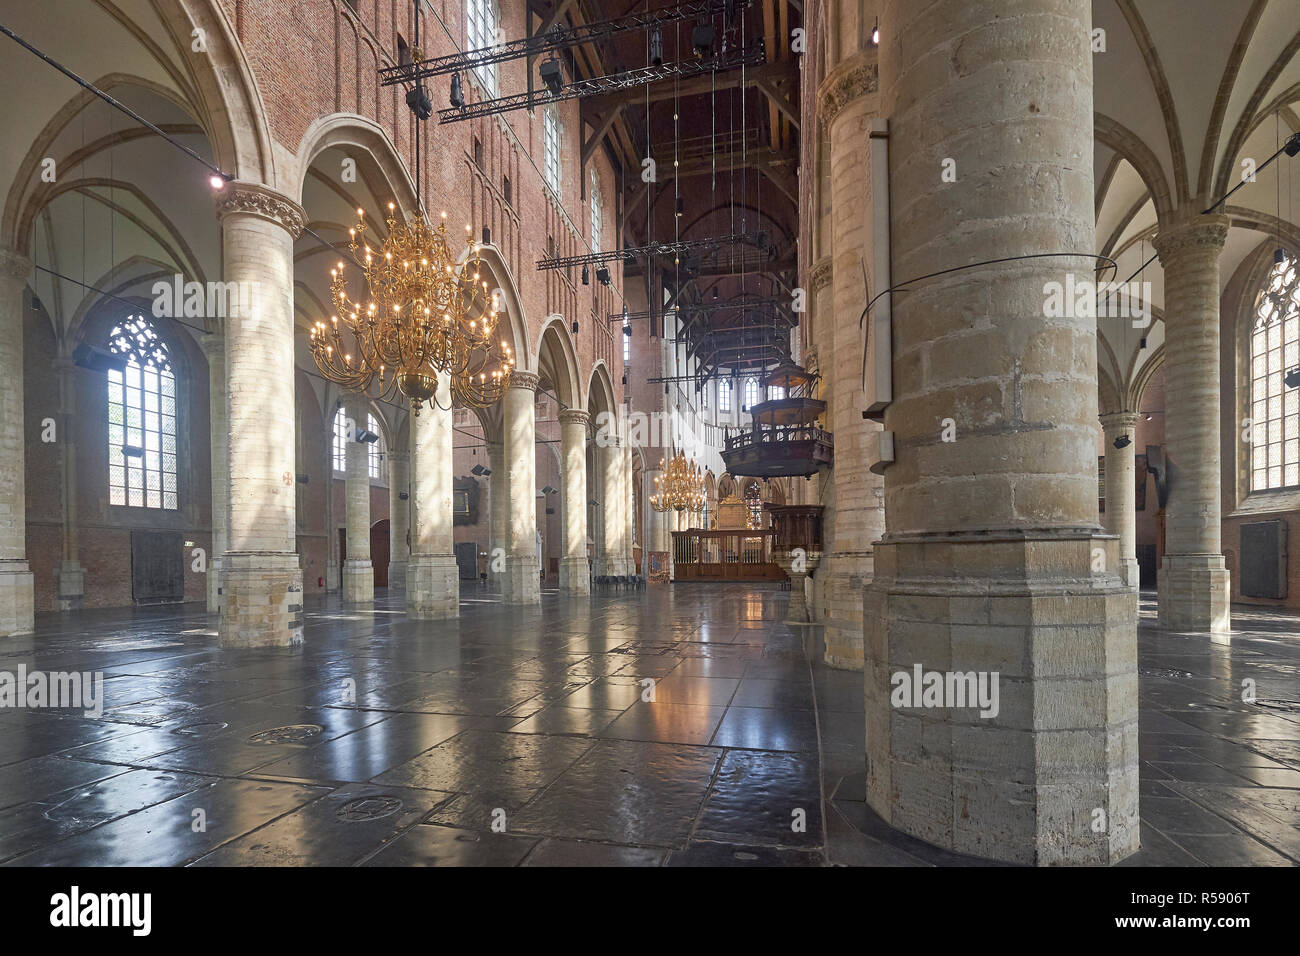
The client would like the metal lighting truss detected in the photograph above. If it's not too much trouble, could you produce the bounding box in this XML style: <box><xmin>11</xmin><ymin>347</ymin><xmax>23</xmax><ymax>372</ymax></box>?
<box><xmin>436</xmin><ymin>40</ymin><xmax>766</xmax><ymax>124</ymax></box>
<box><xmin>538</xmin><ymin>231</ymin><xmax>769</xmax><ymax>271</ymax></box>
<box><xmin>379</xmin><ymin>0</ymin><xmax>752</xmax><ymax>84</ymax></box>
<box><xmin>607</xmin><ymin>296</ymin><xmax>792</xmax><ymax>324</ymax></box>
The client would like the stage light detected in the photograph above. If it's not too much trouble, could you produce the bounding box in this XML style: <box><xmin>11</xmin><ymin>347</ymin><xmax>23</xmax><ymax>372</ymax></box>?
<box><xmin>450</xmin><ymin>72</ymin><xmax>465</xmax><ymax>109</ymax></box>
<box><xmin>540</xmin><ymin>57</ymin><xmax>563</xmax><ymax>95</ymax></box>
<box><xmin>405</xmin><ymin>84</ymin><xmax>432</xmax><ymax>120</ymax></box>
<box><xmin>650</xmin><ymin>28</ymin><xmax>663</xmax><ymax>66</ymax></box>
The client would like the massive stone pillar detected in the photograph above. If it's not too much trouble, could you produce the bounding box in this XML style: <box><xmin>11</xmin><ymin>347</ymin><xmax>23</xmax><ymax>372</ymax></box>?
<box><xmin>817</xmin><ymin>55</ymin><xmax>886</xmax><ymax>669</ymax></box>
<box><xmin>597</xmin><ymin>438</ymin><xmax>628</xmax><ymax>576</ymax></box>
<box><xmin>502</xmin><ymin>371</ymin><xmax>540</xmax><ymax>603</ymax></box>
<box><xmin>407</xmin><ymin>373</ymin><xmax>458</xmax><ymax>617</ymax></box>
<box><xmin>341</xmin><ymin>394</ymin><xmax>374</xmax><ymax>603</ymax></box>
<box><xmin>487</xmin><ymin>439</ymin><xmax>506</xmax><ymax>589</ymax></box>
<box><xmin>624</xmin><ymin>444</ymin><xmax>637</xmax><ymax>574</ymax></box>
<box><xmin>0</xmin><ymin>250</ymin><xmax>33</xmax><ymax>636</ymax></box>
<box><xmin>216</xmin><ymin>184</ymin><xmax>304</xmax><ymax>647</ymax></box>
<box><xmin>202</xmin><ymin>333</ymin><xmax>228</xmax><ymax>612</ymax></box>
<box><xmin>324</xmin><ymin>409</ymin><xmax>339</xmax><ymax>594</ymax></box>
<box><xmin>52</xmin><ymin>356</ymin><xmax>85</xmax><ymax>611</ymax></box>
<box><xmin>1101</xmin><ymin>411</ymin><xmax>1140</xmax><ymax>589</ymax></box>
<box><xmin>866</xmin><ymin>0</ymin><xmax>1137</xmax><ymax>865</ymax></box>
<box><xmin>558</xmin><ymin>409</ymin><xmax>590</xmax><ymax>593</ymax></box>
<box><xmin>387</xmin><ymin>449</ymin><xmax>410</xmax><ymax>591</ymax></box>
<box><xmin>1154</xmin><ymin>215</ymin><xmax>1231</xmax><ymax>634</ymax></box>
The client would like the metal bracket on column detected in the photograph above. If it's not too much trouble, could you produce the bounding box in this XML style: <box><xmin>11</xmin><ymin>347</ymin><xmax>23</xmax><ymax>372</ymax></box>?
<box><xmin>863</xmin><ymin>118</ymin><xmax>893</xmax><ymax>421</ymax></box>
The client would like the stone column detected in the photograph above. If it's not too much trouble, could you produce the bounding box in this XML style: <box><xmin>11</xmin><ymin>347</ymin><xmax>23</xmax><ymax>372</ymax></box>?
<box><xmin>487</xmin><ymin>439</ymin><xmax>506</xmax><ymax>589</ymax></box>
<box><xmin>341</xmin><ymin>394</ymin><xmax>374</xmax><ymax>602</ymax></box>
<box><xmin>866</xmin><ymin>0</ymin><xmax>1137</xmax><ymax>865</ymax></box>
<box><xmin>215</xmin><ymin>183</ymin><xmax>304</xmax><ymax>648</ymax></box>
<box><xmin>407</xmin><ymin>373</ymin><xmax>458</xmax><ymax>617</ymax></box>
<box><xmin>324</xmin><ymin>407</ymin><xmax>339</xmax><ymax>593</ymax></box>
<box><xmin>1101</xmin><ymin>411</ymin><xmax>1140</xmax><ymax>589</ymax></box>
<box><xmin>624</xmin><ymin>444</ymin><xmax>637</xmax><ymax>575</ymax></box>
<box><xmin>387</xmin><ymin>449</ymin><xmax>410</xmax><ymax>591</ymax></box>
<box><xmin>1154</xmin><ymin>215</ymin><xmax>1231</xmax><ymax>634</ymax></box>
<box><xmin>201</xmin><ymin>333</ymin><xmax>228</xmax><ymax>612</ymax></box>
<box><xmin>52</xmin><ymin>356</ymin><xmax>86</xmax><ymax>611</ymax></box>
<box><xmin>502</xmin><ymin>371</ymin><xmax>540</xmax><ymax>603</ymax></box>
<box><xmin>558</xmin><ymin>409</ymin><xmax>590</xmax><ymax>593</ymax></box>
<box><xmin>598</xmin><ymin>438</ymin><xmax>627</xmax><ymax>575</ymax></box>
<box><xmin>817</xmin><ymin>55</ymin><xmax>886</xmax><ymax>669</ymax></box>
<box><xmin>0</xmin><ymin>250</ymin><xmax>33</xmax><ymax>636</ymax></box>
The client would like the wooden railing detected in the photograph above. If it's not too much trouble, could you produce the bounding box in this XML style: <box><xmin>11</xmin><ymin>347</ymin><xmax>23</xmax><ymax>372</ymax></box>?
<box><xmin>670</xmin><ymin>529</ymin><xmax>786</xmax><ymax>582</ymax></box>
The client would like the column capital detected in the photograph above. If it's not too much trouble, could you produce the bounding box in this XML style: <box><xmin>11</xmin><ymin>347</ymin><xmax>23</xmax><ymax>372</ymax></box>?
<box><xmin>810</xmin><ymin>257</ymin><xmax>833</xmax><ymax>291</ymax></box>
<box><xmin>1099</xmin><ymin>410</ymin><xmax>1141</xmax><ymax>432</ymax></box>
<box><xmin>817</xmin><ymin>51</ymin><xmax>878</xmax><ymax>129</ymax></box>
<box><xmin>387</xmin><ymin>449</ymin><xmax>409</xmax><ymax>465</ymax></box>
<box><xmin>508</xmin><ymin>369</ymin><xmax>540</xmax><ymax>392</ymax></box>
<box><xmin>558</xmin><ymin>408</ymin><xmax>590</xmax><ymax>427</ymax></box>
<box><xmin>1153</xmin><ymin>214</ymin><xmax>1229</xmax><ymax>265</ymax></box>
<box><xmin>215</xmin><ymin>182</ymin><xmax>306</xmax><ymax>238</ymax></box>
<box><xmin>0</xmin><ymin>248</ymin><xmax>31</xmax><ymax>282</ymax></box>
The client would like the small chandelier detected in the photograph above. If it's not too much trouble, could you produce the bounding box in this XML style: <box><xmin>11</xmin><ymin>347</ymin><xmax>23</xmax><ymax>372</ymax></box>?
<box><xmin>310</xmin><ymin>203</ymin><xmax>513</xmax><ymax>412</ymax></box>
<box><xmin>651</xmin><ymin>452</ymin><xmax>706</xmax><ymax>513</ymax></box>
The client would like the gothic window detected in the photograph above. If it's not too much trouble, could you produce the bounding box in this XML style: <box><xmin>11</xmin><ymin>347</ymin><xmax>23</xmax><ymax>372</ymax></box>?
<box><xmin>1250</xmin><ymin>254</ymin><xmax>1300</xmax><ymax>491</ymax></box>
<box><xmin>719</xmin><ymin>379</ymin><xmax>731</xmax><ymax>412</ymax></box>
<box><xmin>544</xmin><ymin>106</ymin><xmax>561</xmax><ymax>194</ymax></box>
<box><xmin>107</xmin><ymin>315</ymin><xmax>178</xmax><ymax>510</ymax></box>
<box><xmin>466</xmin><ymin>0</ymin><xmax>498</xmax><ymax>96</ymax></box>
<box><xmin>590</xmin><ymin>167</ymin><xmax>602</xmax><ymax>254</ymax></box>
<box><xmin>743</xmin><ymin>377</ymin><xmax>759</xmax><ymax>412</ymax></box>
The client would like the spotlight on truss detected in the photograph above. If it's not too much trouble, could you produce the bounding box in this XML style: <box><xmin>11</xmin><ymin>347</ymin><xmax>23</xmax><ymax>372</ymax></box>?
<box><xmin>540</xmin><ymin>57</ymin><xmax>563</xmax><ymax>95</ymax></box>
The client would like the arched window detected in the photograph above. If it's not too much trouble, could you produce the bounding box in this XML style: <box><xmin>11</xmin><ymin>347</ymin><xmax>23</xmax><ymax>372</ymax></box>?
<box><xmin>1250</xmin><ymin>254</ymin><xmax>1300</xmax><ymax>491</ymax></box>
<box><xmin>107</xmin><ymin>315</ymin><xmax>178</xmax><ymax>510</ymax></box>
<box><xmin>590</xmin><ymin>168</ymin><xmax>602</xmax><ymax>254</ymax></box>
<box><xmin>544</xmin><ymin>106</ymin><xmax>561</xmax><ymax>195</ymax></box>
<box><xmin>332</xmin><ymin>406</ymin><xmax>349</xmax><ymax>472</ymax></box>
<box><xmin>719</xmin><ymin>379</ymin><xmax>731</xmax><ymax>412</ymax></box>
<box><xmin>466</xmin><ymin>0</ymin><xmax>498</xmax><ymax>96</ymax></box>
<box><xmin>332</xmin><ymin>407</ymin><xmax>385</xmax><ymax>479</ymax></box>
<box><xmin>367</xmin><ymin>414</ymin><xmax>383</xmax><ymax>479</ymax></box>
<box><xmin>743</xmin><ymin>377</ymin><xmax>759</xmax><ymax>412</ymax></box>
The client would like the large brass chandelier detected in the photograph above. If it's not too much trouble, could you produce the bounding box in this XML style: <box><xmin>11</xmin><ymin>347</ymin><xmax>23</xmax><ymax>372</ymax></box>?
<box><xmin>650</xmin><ymin>452</ymin><xmax>706</xmax><ymax>513</ymax></box>
<box><xmin>309</xmin><ymin>203</ymin><xmax>513</xmax><ymax>411</ymax></box>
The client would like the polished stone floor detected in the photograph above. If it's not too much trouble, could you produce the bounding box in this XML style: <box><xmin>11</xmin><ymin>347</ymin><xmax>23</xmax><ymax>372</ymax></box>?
<box><xmin>0</xmin><ymin>584</ymin><xmax>1297</xmax><ymax>866</ymax></box>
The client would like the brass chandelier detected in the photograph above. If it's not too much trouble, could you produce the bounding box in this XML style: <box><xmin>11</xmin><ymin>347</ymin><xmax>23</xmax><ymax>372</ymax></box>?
<box><xmin>650</xmin><ymin>451</ymin><xmax>706</xmax><ymax>513</ymax></box>
<box><xmin>310</xmin><ymin>203</ymin><xmax>513</xmax><ymax>412</ymax></box>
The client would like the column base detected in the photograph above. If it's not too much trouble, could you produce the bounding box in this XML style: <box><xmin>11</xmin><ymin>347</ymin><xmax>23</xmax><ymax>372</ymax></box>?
<box><xmin>594</xmin><ymin>555</ymin><xmax>630</xmax><ymax>578</ymax></box>
<box><xmin>863</xmin><ymin>532</ymin><xmax>1139</xmax><ymax>866</ymax></box>
<box><xmin>325</xmin><ymin>560</ymin><xmax>340</xmax><ymax>593</ymax></box>
<box><xmin>406</xmin><ymin>554</ymin><xmax>459</xmax><ymax>619</ymax></box>
<box><xmin>387</xmin><ymin>561</ymin><xmax>408</xmax><ymax>592</ymax></box>
<box><xmin>820</xmin><ymin>551</ymin><xmax>873</xmax><ymax>670</ymax></box>
<box><xmin>0</xmin><ymin>560</ymin><xmax>34</xmax><ymax>637</ymax></box>
<box><xmin>1157</xmin><ymin>555</ymin><xmax>1230</xmax><ymax>635</ymax></box>
<box><xmin>54</xmin><ymin>561</ymin><xmax>86</xmax><ymax>612</ymax></box>
<box><xmin>502</xmin><ymin>553</ymin><xmax>540</xmax><ymax>604</ymax></box>
<box><xmin>218</xmin><ymin>553</ymin><xmax>303</xmax><ymax>648</ymax></box>
<box><xmin>206</xmin><ymin>556</ymin><xmax>223</xmax><ymax>614</ymax></box>
<box><xmin>558</xmin><ymin>555</ymin><xmax>590</xmax><ymax>595</ymax></box>
<box><xmin>342</xmin><ymin>560</ymin><xmax>374</xmax><ymax>603</ymax></box>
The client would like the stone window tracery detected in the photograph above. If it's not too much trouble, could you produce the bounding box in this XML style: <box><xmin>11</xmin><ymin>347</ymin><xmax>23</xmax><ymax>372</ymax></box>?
<box><xmin>106</xmin><ymin>315</ymin><xmax>178</xmax><ymax>510</ymax></box>
<box><xmin>1250</xmin><ymin>255</ymin><xmax>1300</xmax><ymax>491</ymax></box>
<box><xmin>467</xmin><ymin>0</ymin><xmax>498</xmax><ymax>96</ymax></box>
